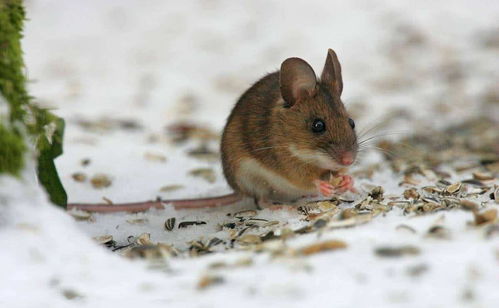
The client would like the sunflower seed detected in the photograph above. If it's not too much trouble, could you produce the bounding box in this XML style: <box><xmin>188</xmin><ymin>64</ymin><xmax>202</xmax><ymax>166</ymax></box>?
<box><xmin>445</xmin><ymin>182</ymin><xmax>461</xmax><ymax>194</ymax></box>
<box><xmin>234</xmin><ymin>210</ymin><xmax>257</xmax><ymax>219</ymax></box>
<box><xmin>375</xmin><ymin>245</ymin><xmax>420</xmax><ymax>257</ymax></box>
<box><xmin>164</xmin><ymin>217</ymin><xmax>176</xmax><ymax>231</ymax></box>
<box><xmin>178</xmin><ymin>221</ymin><xmax>206</xmax><ymax>228</ymax></box>
<box><xmin>71</xmin><ymin>172</ymin><xmax>87</xmax><ymax>182</ymax></box>
<box><xmin>472</xmin><ymin>172</ymin><xmax>494</xmax><ymax>181</ymax></box>
<box><xmin>474</xmin><ymin>209</ymin><xmax>497</xmax><ymax>226</ymax></box>
<box><xmin>299</xmin><ymin>240</ymin><xmax>347</xmax><ymax>255</ymax></box>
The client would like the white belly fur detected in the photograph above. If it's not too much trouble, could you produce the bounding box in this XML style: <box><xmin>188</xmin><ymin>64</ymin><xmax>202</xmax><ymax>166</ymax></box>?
<box><xmin>236</xmin><ymin>158</ymin><xmax>313</xmax><ymax>201</ymax></box>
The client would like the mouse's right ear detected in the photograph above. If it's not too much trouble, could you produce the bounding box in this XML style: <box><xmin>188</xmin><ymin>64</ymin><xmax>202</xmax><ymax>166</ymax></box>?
<box><xmin>280</xmin><ymin>58</ymin><xmax>317</xmax><ymax>107</ymax></box>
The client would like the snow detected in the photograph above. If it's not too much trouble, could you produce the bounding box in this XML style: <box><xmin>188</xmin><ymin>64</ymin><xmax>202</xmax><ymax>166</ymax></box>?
<box><xmin>0</xmin><ymin>0</ymin><xmax>498</xmax><ymax>307</ymax></box>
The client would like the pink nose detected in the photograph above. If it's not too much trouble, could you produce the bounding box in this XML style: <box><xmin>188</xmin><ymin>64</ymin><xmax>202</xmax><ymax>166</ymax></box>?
<box><xmin>340</xmin><ymin>152</ymin><xmax>354</xmax><ymax>166</ymax></box>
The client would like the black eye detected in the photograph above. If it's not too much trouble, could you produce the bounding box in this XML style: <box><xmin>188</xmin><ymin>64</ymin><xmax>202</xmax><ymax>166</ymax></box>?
<box><xmin>311</xmin><ymin>119</ymin><xmax>326</xmax><ymax>133</ymax></box>
<box><xmin>348</xmin><ymin>118</ymin><xmax>355</xmax><ymax>129</ymax></box>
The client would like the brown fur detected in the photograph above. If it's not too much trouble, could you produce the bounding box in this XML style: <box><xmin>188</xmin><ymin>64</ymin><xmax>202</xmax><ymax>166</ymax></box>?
<box><xmin>221</xmin><ymin>49</ymin><xmax>358</xmax><ymax>201</ymax></box>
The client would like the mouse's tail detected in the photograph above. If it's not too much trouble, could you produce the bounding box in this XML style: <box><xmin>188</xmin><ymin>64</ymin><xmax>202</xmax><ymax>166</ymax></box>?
<box><xmin>66</xmin><ymin>193</ymin><xmax>242</xmax><ymax>213</ymax></box>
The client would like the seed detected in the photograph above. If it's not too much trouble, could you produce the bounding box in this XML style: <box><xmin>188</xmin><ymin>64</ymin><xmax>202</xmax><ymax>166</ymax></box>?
<box><xmin>159</xmin><ymin>184</ymin><xmax>184</xmax><ymax>192</ymax></box>
<box><xmin>234</xmin><ymin>210</ymin><xmax>257</xmax><ymax>219</ymax></box>
<box><xmin>426</xmin><ymin>225</ymin><xmax>451</xmax><ymax>239</ymax></box>
<box><xmin>208</xmin><ymin>237</ymin><xmax>223</xmax><ymax>247</ymax></box>
<box><xmin>262</xmin><ymin>221</ymin><xmax>279</xmax><ymax>227</ymax></box>
<box><xmin>126</xmin><ymin>218</ymin><xmax>148</xmax><ymax>225</ymax></box>
<box><xmin>71</xmin><ymin>172</ymin><xmax>87</xmax><ymax>182</ymax></box>
<box><xmin>68</xmin><ymin>209</ymin><xmax>93</xmax><ymax>221</ymax></box>
<box><xmin>81</xmin><ymin>158</ymin><xmax>91</xmax><ymax>166</ymax></box>
<box><xmin>143</xmin><ymin>152</ymin><xmax>167</xmax><ymax>163</ymax></box>
<box><xmin>102</xmin><ymin>196</ymin><xmax>113</xmax><ymax>204</ymax></box>
<box><xmin>178</xmin><ymin>221</ymin><xmax>207</xmax><ymax>228</ymax></box>
<box><xmin>472</xmin><ymin>172</ymin><xmax>494</xmax><ymax>181</ymax></box>
<box><xmin>460</xmin><ymin>200</ymin><xmax>479</xmax><ymax>211</ymax></box>
<box><xmin>396</xmin><ymin>224</ymin><xmax>417</xmax><ymax>234</ymax></box>
<box><xmin>403</xmin><ymin>188</ymin><xmax>420</xmax><ymax>200</ymax></box>
<box><xmin>299</xmin><ymin>240</ymin><xmax>347</xmax><ymax>255</ymax></box>
<box><xmin>188</xmin><ymin>168</ymin><xmax>216</xmax><ymax>183</ymax></box>
<box><xmin>474</xmin><ymin>209</ymin><xmax>497</xmax><ymax>226</ymax></box>
<box><xmin>136</xmin><ymin>233</ymin><xmax>153</xmax><ymax>246</ymax></box>
<box><xmin>375</xmin><ymin>245</ymin><xmax>420</xmax><ymax>257</ymax></box>
<box><xmin>90</xmin><ymin>173</ymin><xmax>112</xmax><ymax>189</ymax></box>
<box><xmin>445</xmin><ymin>182</ymin><xmax>461</xmax><ymax>194</ymax></box>
<box><xmin>461</xmin><ymin>179</ymin><xmax>485</xmax><ymax>187</ymax></box>
<box><xmin>237</xmin><ymin>234</ymin><xmax>262</xmax><ymax>245</ymax></box>
<box><xmin>93</xmin><ymin>235</ymin><xmax>114</xmax><ymax>245</ymax></box>
<box><xmin>197</xmin><ymin>275</ymin><xmax>224</xmax><ymax>290</ymax></box>
<box><xmin>164</xmin><ymin>217</ymin><xmax>176</xmax><ymax>231</ymax></box>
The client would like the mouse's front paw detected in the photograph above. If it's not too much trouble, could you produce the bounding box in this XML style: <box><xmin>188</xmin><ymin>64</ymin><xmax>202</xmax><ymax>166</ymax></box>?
<box><xmin>336</xmin><ymin>174</ymin><xmax>355</xmax><ymax>193</ymax></box>
<box><xmin>314</xmin><ymin>180</ymin><xmax>336</xmax><ymax>197</ymax></box>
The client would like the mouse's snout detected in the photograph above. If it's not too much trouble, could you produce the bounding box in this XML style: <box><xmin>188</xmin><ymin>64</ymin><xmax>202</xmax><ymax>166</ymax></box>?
<box><xmin>338</xmin><ymin>151</ymin><xmax>355</xmax><ymax>166</ymax></box>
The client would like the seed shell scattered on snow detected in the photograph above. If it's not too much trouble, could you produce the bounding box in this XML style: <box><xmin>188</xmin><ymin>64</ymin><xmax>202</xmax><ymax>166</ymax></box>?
<box><xmin>299</xmin><ymin>240</ymin><xmax>347</xmax><ymax>256</ymax></box>
<box><xmin>90</xmin><ymin>173</ymin><xmax>112</xmax><ymax>189</ymax></box>
<box><xmin>164</xmin><ymin>217</ymin><xmax>176</xmax><ymax>231</ymax></box>
<box><xmin>71</xmin><ymin>172</ymin><xmax>87</xmax><ymax>182</ymax></box>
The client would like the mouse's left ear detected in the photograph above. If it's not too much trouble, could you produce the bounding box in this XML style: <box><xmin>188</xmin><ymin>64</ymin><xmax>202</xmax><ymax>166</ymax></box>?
<box><xmin>321</xmin><ymin>49</ymin><xmax>343</xmax><ymax>97</ymax></box>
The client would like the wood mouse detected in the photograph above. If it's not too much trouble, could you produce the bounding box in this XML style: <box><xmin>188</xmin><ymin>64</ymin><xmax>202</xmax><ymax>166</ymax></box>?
<box><xmin>68</xmin><ymin>49</ymin><xmax>357</xmax><ymax>212</ymax></box>
<box><xmin>221</xmin><ymin>48</ymin><xmax>357</xmax><ymax>208</ymax></box>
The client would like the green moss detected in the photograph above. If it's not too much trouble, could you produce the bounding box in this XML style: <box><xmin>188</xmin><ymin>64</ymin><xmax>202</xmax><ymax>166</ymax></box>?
<box><xmin>0</xmin><ymin>0</ymin><xmax>29</xmax><ymax>124</ymax></box>
<box><xmin>0</xmin><ymin>0</ymin><xmax>27</xmax><ymax>176</ymax></box>
<box><xmin>0</xmin><ymin>122</ymin><xmax>26</xmax><ymax>175</ymax></box>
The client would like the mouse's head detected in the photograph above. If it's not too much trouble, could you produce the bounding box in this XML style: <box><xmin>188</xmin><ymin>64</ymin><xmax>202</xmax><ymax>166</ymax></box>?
<box><xmin>275</xmin><ymin>49</ymin><xmax>358</xmax><ymax>171</ymax></box>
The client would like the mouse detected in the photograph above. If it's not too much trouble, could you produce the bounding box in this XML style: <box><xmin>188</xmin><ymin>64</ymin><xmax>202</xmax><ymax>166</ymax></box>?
<box><xmin>67</xmin><ymin>48</ymin><xmax>358</xmax><ymax>212</ymax></box>
<box><xmin>221</xmin><ymin>48</ymin><xmax>357</xmax><ymax>208</ymax></box>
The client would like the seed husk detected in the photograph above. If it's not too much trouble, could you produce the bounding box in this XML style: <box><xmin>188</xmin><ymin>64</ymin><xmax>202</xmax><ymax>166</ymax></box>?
<box><xmin>144</xmin><ymin>152</ymin><xmax>167</xmax><ymax>163</ymax></box>
<box><xmin>159</xmin><ymin>184</ymin><xmax>184</xmax><ymax>193</ymax></box>
<box><xmin>71</xmin><ymin>172</ymin><xmax>87</xmax><ymax>182</ymax></box>
<box><xmin>426</xmin><ymin>225</ymin><xmax>451</xmax><ymax>239</ymax></box>
<box><xmin>93</xmin><ymin>235</ymin><xmax>114</xmax><ymax>245</ymax></box>
<box><xmin>178</xmin><ymin>221</ymin><xmax>207</xmax><ymax>228</ymax></box>
<box><xmin>164</xmin><ymin>217</ymin><xmax>176</xmax><ymax>231</ymax></box>
<box><xmin>189</xmin><ymin>168</ymin><xmax>216</xmax><ymax>183</ymax></box>
<box><xmin>461</xmin><ymin>179</ymin><xmax>485</xmax><ymax>187</ymax></box>
<box><xmin>375</xmin><ymin>245</ymin><xmax>420</xmax><ymax>257</ymax></box>
<box><xmin>368</xmin><ymin>186</ymin><xmax>384</xmax><ymax>200</ymax></box>
<box><xmin>68</xmin><ymin>209</ymin><xmax>93</xmax><ymax>221</ymax></box>
<box><xmin>403</xmin><ymin>188</ymin><xmax>420</xmax><ymax>200</ymax></box>
<box><xmin>396</xmin><ymin>224</ymin><xmax>417</xmax><ymax>234</ymax></box>
<box><xmin>299</xmin><ymin>240</ymin><xmax>347</xmax><ymax>256</ymax></box>
<box><xmin>126</xmin><ymin>218</ymin><xmax>148</xmax><ymax>225</ymax></box>
<box><xmin>474</xmin><ymin>209</ymin><xmax>498</xmax><ymax>226</ymax></box>
<box><xmin>237</xmin><ymin>234</ymin><xmax>262</xmax><ymax>245</ymax></box>
<box><xmin>472</xmin><ymin>172</ymin><xmax>494</xmax><ymax>181</ymax></box>
<box><xmin>90</xmin><ymin>173</ymin><xmax>112</xmax><ymax>189</ymax></box>
<box><xmin>445</xmin><ymin>182</ymin><xmax>461</xmax><ymax>194</ymax></box>
<box><xmin>208</xmin><ymin>237</ymin><xmax>223</xmax><ymax>247</ymax></box>
<box><xmin>136</xmin><ymin>233</ymin><xmax>153</xmax><ymax>246</ymax></box>
<box><xmin>197</xmin><ymin>275</ymin><xmax>224</xmax><ymax>290</ymax></box>
<box><xmin>460</xmin><ymin>200</ymin><xmax>479</xmax><ymax>211</ymax></box>
<box><xmin>234</xmin><ymin>210</ymin><xmax>257</xmax><ymax>219</ymax></box>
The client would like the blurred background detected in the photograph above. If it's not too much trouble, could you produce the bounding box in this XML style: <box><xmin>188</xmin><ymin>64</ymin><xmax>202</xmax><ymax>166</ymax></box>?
<box><xmin>22</xmin><ymin>0</ymin><xmax>498</xmax><ymax>201</ymax></box>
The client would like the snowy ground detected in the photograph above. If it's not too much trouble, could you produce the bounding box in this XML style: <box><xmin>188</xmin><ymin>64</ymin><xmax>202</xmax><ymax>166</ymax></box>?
<box><xmin>1</xmin><ymin>0</ymin><xmax>498</xmax><ymax>307</ymax></box>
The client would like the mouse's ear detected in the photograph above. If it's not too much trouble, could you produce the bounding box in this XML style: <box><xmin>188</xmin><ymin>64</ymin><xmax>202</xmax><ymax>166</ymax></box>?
<box><xmin>280</xmin><ymin>57</ymin><xmax>317</xmax><ymax>107</ymax></box>
<box><xmin>320</xmin><ymin>49</ymin><xmax>343</xmax><ymax>96</ymax></box>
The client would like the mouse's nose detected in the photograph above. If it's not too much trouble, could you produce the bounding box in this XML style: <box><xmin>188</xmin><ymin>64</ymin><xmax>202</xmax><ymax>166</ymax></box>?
<box><xmin>340</xmin><ymin>152</ymin><xmax>354</xmax><ymax>166</ymax></box>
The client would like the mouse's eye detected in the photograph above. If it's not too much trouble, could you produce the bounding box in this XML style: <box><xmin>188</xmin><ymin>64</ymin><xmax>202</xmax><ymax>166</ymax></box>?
<box><xmin>348</xmin><ymin>118</ymin><xmax>355</xmax><ymax>129</ymax></box>
<box><xmin>311</xmin><ymin>119</ymin><xmax>326</xmax><ymax>133</ymax></box>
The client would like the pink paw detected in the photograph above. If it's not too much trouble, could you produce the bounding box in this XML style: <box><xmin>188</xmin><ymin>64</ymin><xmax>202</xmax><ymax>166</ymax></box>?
<box><xmin>314</xmin><ymin>180</ymin><xmax>335</xmax><ymax>197</ymax></box>
<box><xmin>336</xmin><ymin>175</ymin><xmax>356</xmax><ymax>193</ymax></box>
